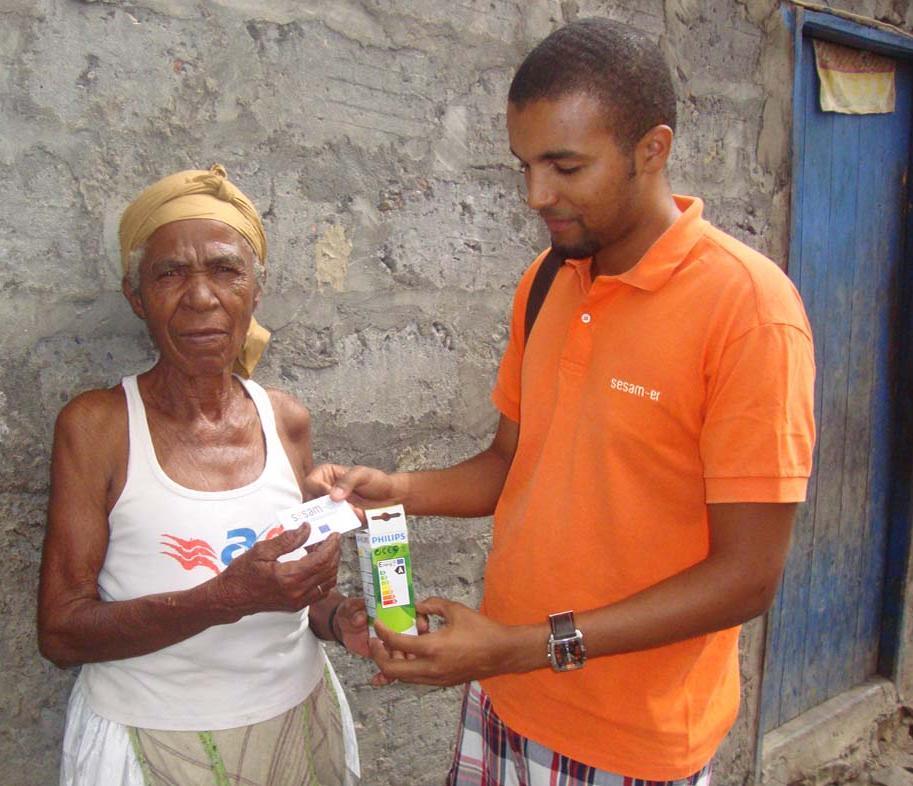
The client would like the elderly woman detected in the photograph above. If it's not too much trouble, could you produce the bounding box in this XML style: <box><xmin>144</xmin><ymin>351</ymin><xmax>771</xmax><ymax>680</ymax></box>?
<box><xmin>38</xmin><ymin>165</ymin><xmax>367</xmax><ymax>785</ymax></box>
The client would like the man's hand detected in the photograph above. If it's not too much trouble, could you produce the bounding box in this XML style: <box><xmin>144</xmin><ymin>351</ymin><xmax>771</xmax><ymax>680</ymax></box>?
<box><xmin>216</xmin><ymin>526</ymin><xmax>342</xmax><ymax>619</ymax></box>
<box><xmin>305</xmin><ymin>464</ymin><xmax>399</xmax><ymax>510</ymax></box>
<box><xmin>367</xmin><ymin>597</ymin><xmax>543</xmax><ymax>686</ymax></box>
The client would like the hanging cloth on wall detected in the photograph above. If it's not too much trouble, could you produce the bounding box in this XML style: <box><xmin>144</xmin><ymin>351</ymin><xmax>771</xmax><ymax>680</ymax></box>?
<box><xmin>813</xmin><ymin>39</ymin><xmax>896</xmax><ymax>114</ymax></box>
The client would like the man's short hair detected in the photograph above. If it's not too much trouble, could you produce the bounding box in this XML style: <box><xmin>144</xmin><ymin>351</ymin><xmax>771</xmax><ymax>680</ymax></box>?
<box><xmin>508</xmin><ymin>17</ymin><xmax>677</xmax><ymax>151</ymax></box>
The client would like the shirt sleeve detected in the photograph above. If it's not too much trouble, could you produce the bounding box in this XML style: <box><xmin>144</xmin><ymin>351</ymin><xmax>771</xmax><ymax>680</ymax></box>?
<box><xmin>701</xmin><ymin>322</ymin><xmax>816</xmax><ymax>503</ymax></box>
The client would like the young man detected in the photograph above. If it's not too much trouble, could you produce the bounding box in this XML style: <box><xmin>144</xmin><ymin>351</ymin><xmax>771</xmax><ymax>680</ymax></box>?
<box><xmin>309</xmin><ymin>18</ymin><xmax>816</xmax><ymax>785</ymax></box>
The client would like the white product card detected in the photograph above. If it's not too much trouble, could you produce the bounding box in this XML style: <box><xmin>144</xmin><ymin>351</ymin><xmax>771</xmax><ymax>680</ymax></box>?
<box><xmin>275</xmin><ymin>495</ymin><xmax>362</xmax><ymax>561</ymax></box>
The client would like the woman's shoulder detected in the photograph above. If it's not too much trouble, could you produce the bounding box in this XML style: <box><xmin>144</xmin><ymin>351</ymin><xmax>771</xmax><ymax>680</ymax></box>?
<box><xmin>55</xmin><ymin>384</ymin><xmax>127</xmax><ymax>437</ymax></box>
<box><xmin>264</xmin><ymin>387</ymin><xmax>311</xmax><ymax>442</ymax></box>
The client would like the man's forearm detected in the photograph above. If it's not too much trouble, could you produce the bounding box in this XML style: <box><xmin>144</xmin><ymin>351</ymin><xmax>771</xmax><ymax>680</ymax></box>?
<box><xmin>384</xmin><ymin>551</ymin><xmax>791</xmax><ymax>687</ymax></box>
<box><xmin>391</xmin><ymin>446</ymin><xmax>513</xmax><ymax>518</ymax></box>
<box><xmin>567</xmin><ymin>552</ymin><xmax>776</xmax><ymax>661</ymax></box>
<box><xmin>491</xmin><ymin>504</ymin><xmax>797</xmax><ymax>674</ymax></box>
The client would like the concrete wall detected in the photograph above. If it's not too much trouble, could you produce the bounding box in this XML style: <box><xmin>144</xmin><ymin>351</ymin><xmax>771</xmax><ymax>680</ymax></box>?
<box><xmin>1</xmin><ymin>1</ymin><xmax>910</xmax><ymax>784</ymax></box>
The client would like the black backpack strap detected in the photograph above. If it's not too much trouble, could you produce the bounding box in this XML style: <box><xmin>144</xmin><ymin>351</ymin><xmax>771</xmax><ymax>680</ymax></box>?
<box><xmin>524</xmin><ymin>248</ymin><xmax>564</xmax><ymax>342</ymax></box>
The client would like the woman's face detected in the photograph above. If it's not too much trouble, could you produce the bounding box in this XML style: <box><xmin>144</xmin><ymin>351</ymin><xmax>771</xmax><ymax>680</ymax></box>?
<box><xmin>124</xmin><ymin>218</ymin><xmax>261</xmax><ymax>377</ymax></box>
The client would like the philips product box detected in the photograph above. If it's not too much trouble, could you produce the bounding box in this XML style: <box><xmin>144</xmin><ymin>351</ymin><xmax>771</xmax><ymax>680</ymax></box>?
<box><xmin>356</xmin><ymin>504</ymin><xmax>417</xmax><ymax>636</ymax></box>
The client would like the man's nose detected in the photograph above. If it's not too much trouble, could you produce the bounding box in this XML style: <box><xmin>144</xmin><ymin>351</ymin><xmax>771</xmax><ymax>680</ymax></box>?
<box><xmin>525</xmin><ymin>170</ymin><xmax>557</xmax><ymax>211</ymax></box>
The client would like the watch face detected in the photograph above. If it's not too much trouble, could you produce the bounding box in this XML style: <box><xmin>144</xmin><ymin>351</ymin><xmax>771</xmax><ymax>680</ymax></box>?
<box><xmin>555</xmin><ymin>639</ymin><xmax>585</xmax><ymax>670</ymax></box>
<box><xmin>549</xmin><ymin>637</ymin><xmax>585</xmax><ymax>670</ymax></box>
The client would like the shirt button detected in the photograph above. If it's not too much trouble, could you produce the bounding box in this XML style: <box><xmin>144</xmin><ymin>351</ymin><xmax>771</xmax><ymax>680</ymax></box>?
<box><xmin>581</xmin><ymin>312</ymin><xmax>592</xmax><ymax>324</ymax></box>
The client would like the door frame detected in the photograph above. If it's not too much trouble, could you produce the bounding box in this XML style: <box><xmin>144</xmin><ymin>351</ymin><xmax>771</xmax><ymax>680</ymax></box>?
<box><xmin>758</xmin><ymin>1</ymin><xmax>913</xmax><ymax>765</ymax></box>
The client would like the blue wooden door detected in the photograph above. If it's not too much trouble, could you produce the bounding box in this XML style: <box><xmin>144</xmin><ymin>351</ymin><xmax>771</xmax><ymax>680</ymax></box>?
<box><xmin>761</xmin><ymin>21</ymin><xmax>913</xmax><ymax>731</ymax></box>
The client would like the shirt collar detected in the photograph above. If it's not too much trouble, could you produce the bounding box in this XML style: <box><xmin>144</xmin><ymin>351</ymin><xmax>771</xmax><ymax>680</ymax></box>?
<box><xmin>562</xmin><ymin>195</ymin><xmax>707</xmax><ymax>292</ymax></box>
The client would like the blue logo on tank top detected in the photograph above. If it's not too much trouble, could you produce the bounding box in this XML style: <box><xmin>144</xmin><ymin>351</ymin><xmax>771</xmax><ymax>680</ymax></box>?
<box><xmin>161</xmin><ymin>523</ymin><xmax>286</xmax><ymax>574</ymax></box>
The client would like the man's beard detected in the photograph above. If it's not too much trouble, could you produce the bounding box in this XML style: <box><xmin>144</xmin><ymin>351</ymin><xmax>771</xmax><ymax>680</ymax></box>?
<box><xmin>549</xmin><ymin>233</ymin><xmax>601</xmax><ymax>261</ymax></box>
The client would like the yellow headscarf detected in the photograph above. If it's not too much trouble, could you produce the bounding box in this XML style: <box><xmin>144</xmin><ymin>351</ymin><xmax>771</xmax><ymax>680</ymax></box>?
<box><xmin>118</xmin><ymin>164</ymin><xmax>270</xmax><ymax>378</ymax></box>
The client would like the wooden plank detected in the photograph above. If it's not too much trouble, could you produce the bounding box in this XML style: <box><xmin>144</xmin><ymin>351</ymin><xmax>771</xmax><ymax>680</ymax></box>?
<box><xmin>761</xmin><ymin>10</ymin><xmax>810</xmax><ymax>732</ymax></box>
<box><xmin>774</xmin><ymin>33</ymin><xmax>834</xmax><ymax>725</ymax></box>
<box><xmin>802</xmin><ymin>82</ymin><xmax>857</xmax><ymax>708</ymax></box>
<box><xmin>859</xmin><ymin>60</ymin><xmax>913</xmax><ymax>680</ymax></box>
<box><xmin>836</xmin><ymin>107</ymin><xmax>885</xmax><ymax>693</ymax></box>
<box><xmin>879</xmin><ymin>60</ymin><xmax>913</xmax><ymax>680</ymax></box>
<box><xmin>820</xmin><ymin>111</ymin><xmax>863</xmax><ymax>703</ymax></box>
<box><xmin>802</xmin><ymin>9</ymin><xmax>913</xmax><ymax>60</ymax></box>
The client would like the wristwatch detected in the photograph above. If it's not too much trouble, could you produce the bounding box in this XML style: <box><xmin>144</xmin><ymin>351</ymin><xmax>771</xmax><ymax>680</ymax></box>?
<box><xmin>547</xmin><ymin>611</ymin><xmax>586</xmax><ymax>671</ymax></box>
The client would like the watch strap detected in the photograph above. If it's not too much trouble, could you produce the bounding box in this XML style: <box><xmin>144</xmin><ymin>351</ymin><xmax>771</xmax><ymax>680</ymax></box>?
<box><xmin>549</xmin><ymin>610</ymin><xmax>578</xmax><ymax>640</ymax></box>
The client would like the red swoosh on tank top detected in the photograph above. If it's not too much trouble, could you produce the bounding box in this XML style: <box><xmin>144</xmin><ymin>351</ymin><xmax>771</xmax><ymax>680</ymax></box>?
<box><xmin>160</xmin><ymin>533</ymin><xmax>220</xmax><ymax>574</ymax></box>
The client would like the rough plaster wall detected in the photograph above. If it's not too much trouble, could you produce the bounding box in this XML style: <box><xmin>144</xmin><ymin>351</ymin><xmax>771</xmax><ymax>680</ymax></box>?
<box><xmin>0</xmin><ymin>1</ymin><xmax>906</xmax><ymax>785</ymax></box>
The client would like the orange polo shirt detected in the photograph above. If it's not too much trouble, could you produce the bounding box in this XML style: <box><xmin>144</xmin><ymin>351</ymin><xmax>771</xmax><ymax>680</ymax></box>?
<box><xmin>480</xmin><ymin>196</ymin><xmax>815</xmax><ymax>779</ymax></box>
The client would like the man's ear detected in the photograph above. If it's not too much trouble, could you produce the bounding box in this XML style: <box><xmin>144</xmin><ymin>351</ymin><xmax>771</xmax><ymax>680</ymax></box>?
<box><xmin>122</xmin><ymin>276</ymin><xmax>147</xmax><ymax>320</ymax></box>
<box><xmin>635</xmin><ymin>124</ymin><xmax>674</xmax><ymax>175</ymax></box>
<box><xmin>252</xmin><ymin>283</ymin><xmax>262</xmax><ymax>312</ymax></box>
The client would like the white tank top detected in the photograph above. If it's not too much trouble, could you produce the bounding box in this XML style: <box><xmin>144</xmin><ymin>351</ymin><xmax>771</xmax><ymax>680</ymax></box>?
<box><xmin>81</xmin><ymin>375</ymin><xmax>324</xmax><ymax>731</ymax></box>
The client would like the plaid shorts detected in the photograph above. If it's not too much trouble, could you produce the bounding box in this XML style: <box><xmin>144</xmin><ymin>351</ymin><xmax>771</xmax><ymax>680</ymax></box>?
<box><xmin>446</xmin><ymin>682</ymin><xmax>713</xmax><ymax>786</ymax></box>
